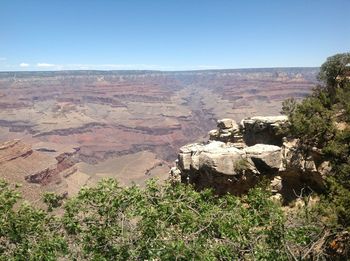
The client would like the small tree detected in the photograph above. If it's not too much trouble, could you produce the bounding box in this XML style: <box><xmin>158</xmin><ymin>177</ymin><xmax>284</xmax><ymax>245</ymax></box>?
<box><xmin>318</xmin><ymin>53</ymin><xmax>350</xmax><ymax>101</ymax></box>
<box><xmin>284</xmin><ymin>53</ymin><xmax>350</xmax><ymax>256</ymax></box>
<box><xmin>281</xmin><ymin>97</ymin><xmax>297</xmax><ymax>117</ymax></box>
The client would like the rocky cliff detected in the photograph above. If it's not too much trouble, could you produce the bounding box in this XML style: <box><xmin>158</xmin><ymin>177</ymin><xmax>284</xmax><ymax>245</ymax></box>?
<box><xmin>0</xmin><ymin>139</ymin><xmax>79</xmax><ymax>203</ymax></box>
<box><xmin>171</xmin><ymin>116</ymin><xmax>331</xmax><ymax>202</ymax></box>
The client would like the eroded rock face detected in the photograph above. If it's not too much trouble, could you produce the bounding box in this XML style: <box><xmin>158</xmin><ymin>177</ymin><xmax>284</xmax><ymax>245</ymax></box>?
<box><xmin>241</xmin><ymin>116</ymin><xmax>288</xmax><ymax>146</ymax></box>
<box><xmin>0</xmin><ymin>139</ymin><xmax>81</xmax><ymax>204</ymax></box>
<box><xmin>179</xmin><ymin>141</ymin><xmax>247</xmax><ymax>175</ymax></box>
<box><xmin>0</xmin><ymin>139</ymin><xmax>80</xmax><ymax>190</ymax></box>
<box><xmin>172</xmin><ymin>116</ymin><xmax>330</xmax><ymax>199</ymax></box>
<box><xmin>209</xmin><ymin>119</ymin><xmax>245</xmax><ymax>148</ymax></box>
<box><xmin>178</xmin><ymin>150</ymin><xmax>256</xmax><ymax>194</ymax></box>
<box><xmin>176</xmin><ymin>140</ymin><xmax>286</xmax><ymax>195</ymax></box>
<box><xmin>280</xmin><ymin>139</ymin><xmax>329</xmax><ymax>193</ymax></box>
<box><xmin>25</xmin><ymin>148</ymin><xmax>79</xmax><ymax>184</ymax></box>
<box><xmin>244</xmin><ymin>144</ymin><xmax>282</xmax><ymax>174</ymax></box>
<box><xmin>0</xmin><ymin>140</ymin><xmax>33</xmax><ymax>163</ymax></box>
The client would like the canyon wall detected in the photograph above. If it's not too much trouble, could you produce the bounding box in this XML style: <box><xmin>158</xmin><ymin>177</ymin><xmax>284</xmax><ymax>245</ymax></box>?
<box><xmin>0</xmin><ymin>69</ymin><xmax>318</xmax><ymax>200</ymax></box>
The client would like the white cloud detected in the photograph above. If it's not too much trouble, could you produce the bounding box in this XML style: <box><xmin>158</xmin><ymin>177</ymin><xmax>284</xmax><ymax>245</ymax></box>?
<box><xmin>197</xmin><ymin>65</ymin><xmax>221</xmax><ymax>69</ymax></box>
<box><xmin>63</xmin><ymin>63</ymin><xmax>220</xmax><ymax>71</ymax></box>
<box><xmin>19</xmin><ymin>63</ymin><xmax>29</xmax><ymax>67</ymax></box>
<box><xmin>37</xmin><ymin>63</ymin><xmax>56</xmax><ymax>67</ymax></box>
<box><xmin>67</xmin><ymin>63</ymin><xmax>161</xmax><ymax>70</ymax></box>
<box><xmin>19</xmin><ymin>62</ymin><xmax>223</xmax><ymax>71</ymax></box>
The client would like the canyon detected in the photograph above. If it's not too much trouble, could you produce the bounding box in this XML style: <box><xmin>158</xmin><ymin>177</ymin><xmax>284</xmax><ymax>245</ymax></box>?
<box><xmin>0</xmin><ymin>68</ymin><xmax>318</xmax><ymax>202</ymax></box>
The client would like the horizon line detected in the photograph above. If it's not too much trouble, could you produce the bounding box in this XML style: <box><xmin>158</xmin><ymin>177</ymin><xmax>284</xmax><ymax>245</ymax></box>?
<box><xmin>0</xmin><ymin>66</ymin><xmax>320</xmax><ymax>74</ymax></box>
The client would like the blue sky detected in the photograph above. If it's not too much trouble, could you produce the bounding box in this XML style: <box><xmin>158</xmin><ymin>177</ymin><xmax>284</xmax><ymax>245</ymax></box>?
<box><xmin>0</xmin><ymin>0</ymin><xmax>349</xmax><ymax>71</ymax></box>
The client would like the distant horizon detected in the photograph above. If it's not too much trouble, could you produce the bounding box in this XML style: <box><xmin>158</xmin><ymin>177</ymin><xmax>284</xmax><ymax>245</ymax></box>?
<box><xmin>0</xmin><ymin>66</ymin><xmax>320</xmax><ymax>74</ymax></box>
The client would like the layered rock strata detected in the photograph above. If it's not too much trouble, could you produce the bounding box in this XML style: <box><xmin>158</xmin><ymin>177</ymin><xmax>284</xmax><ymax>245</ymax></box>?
<box><xmin>0</xmin><ymin>139</ymin><xmax>79</xmax><ymax>203</ymax></box>
<box><xmin>171</xmin><ymin>116</ymin><xmax>330</xmax><ymax>201</ymax></box>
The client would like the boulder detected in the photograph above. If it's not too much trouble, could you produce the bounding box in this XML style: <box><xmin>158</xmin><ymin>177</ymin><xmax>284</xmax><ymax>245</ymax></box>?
<box><xmin>169</xmin><ymin>167</ymin><xmax>181</xmax><ymax>183</ymax></box>
<box><xmin>317</xmin><ymin>161</ymin><xmax>332</xmax><ymax>177</ymax></box>
<box><xmin>198</xmin><ymin>142</ymin><xmax>246</xmax><ymax>175</ymax></box>
<box><xmin>282</xmin><ymin>139</ymin><xmax>320</xmax><ymax>173</ymax></box>
<box><xmin>217</xmin><ymin>118</ymin><xmax>239</xmax><ymax>130</ymax></box>
<box><xmin>178</xmin><ymin>141</ymin><xmax>248</xmax><ymax>175</ymax></box>
<box><xmin>270</xmin><ymin>176</ymin><xmax>283</xmax><ymax>193</ymax></box>
<box><xmin>208</xmin><ymin>129</ymin><xmax>219</xmax><ymax>140</ymax></box>
<box><xmin>280</xmin><ymin>138</ymin><xmax>327</xmax><ymax>192</ymax></box>
<box><xmin>244</xmin><ymin>144</ymin><xmax>282</xmax><ymax>173</ymax></box>
<box><xmin>209</xmin><ymin>118</ymin><xmax>244</xmax><ymax>145</ymax></box>
<box><xmin>178</xmin><ymin>143</ymin><xmax>205</xmax><ymax>171</ymax></box>
<box><xmin>176</xmin><ymin>141</ymin><xmax>261</xmax><ymax>194</ymax></box>
<box><xmin>241</xmin><ymin>115</ymin><xmax>288</xmax><ymax>146</ymax></box>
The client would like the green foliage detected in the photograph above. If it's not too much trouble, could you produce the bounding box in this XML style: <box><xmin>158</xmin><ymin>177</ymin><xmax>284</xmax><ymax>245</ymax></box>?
<box><xmin>326</xmin><ymin>178</ymin><xmax>350</xmax><ymax>228</ymax></box>
<box><xmin>0</xmin><ymin>178</ymin><xmax>328</xmax><ymax>260</ymax></box>
<box><xmin>234</xmin><ymin>158</ymin><xmax>250</xmax><ymax>173</ymax></box>
<box><xmin>43</xmin><ymin>192</ymin><xmax>64</xmax><ymax>212</ymax></box>
<box><xmin>284</xmin><ymin>53</ymin><xmax>350</xmax><ymax>256</ymax></box>
<box><xmin>287</xmin><ymin>53</ymin><xmax>350</xmax><ymax>166</ymax></box>
<box><xmin>281</xmin><ymin>97</ymin><xmax>297</xmax><ymax>117</ymax></box>
<box><xmin>62</xmin><ymin>179</ymin><xmax>288</xmax><ymax>260</ymax></box>
<box><xmin>288</xmin><ymin>94</ymin><xmax>336</xmax><ymax>147</ymax></box>
<box><xmin>0</xmin><ymin>180</ymin><xmax>67</xmax><ymax>260</ymax></box>
<box><xmin>318</xmin><ymin>53</ymin><xmax>350</xmax><ymax>98</ymax></box>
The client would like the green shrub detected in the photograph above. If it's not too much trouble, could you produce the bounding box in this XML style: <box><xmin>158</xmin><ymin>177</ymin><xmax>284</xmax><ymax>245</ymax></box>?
<box><xmin>283</xmin><ymin>53</ymin><xmax>350</xmax><ymax>257</ymax></box>
<box><xmin>0</xmin><ymin>178</ymin><xmax>330</xmax><ymax>260</ymax></box>
<box><xmin>0</xmin><ymin>180</ymin><xmax>67</xmax><ymax>260</ymax></box>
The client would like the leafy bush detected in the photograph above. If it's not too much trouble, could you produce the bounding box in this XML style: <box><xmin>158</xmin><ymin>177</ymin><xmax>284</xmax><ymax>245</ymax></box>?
<box><xmin>0</xmin><ymin>178</ymin><xmax>328</xmax><ymax>260</ymax></box>
<box><xmin>283</xmin><ymin>53</ymin><xmax>350</xmax><ymax>257</ymax></box>
<box><xmin>0</xmin><ymin>180</ymin><xmax>67</xmax><ymax>260</ymax></box>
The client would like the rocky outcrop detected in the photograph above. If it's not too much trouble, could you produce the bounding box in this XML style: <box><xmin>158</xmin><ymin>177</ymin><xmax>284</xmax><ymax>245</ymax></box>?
<box><xmin>280</xmin><ymin>139</ymin><xmax>328</xmax><ymax>196</ymax></box>
<box><xmin>0</xmin><ymin>139</ymin><xmax>79</xmax><ymax>186</ymax></box>
<box><xmin>172</xmin><ymin>116</ymin><xmax>331</xmax><ymax>201</ymax></box>
<box><xmin>0</xmin><ymin>140</ymin><xmax>33</xmax><ymax>163</ymax></box>
<box><xmin>241</xmin><ymin>116</ymin><xmax>288</xmax><ymax>146</ymax></box>
<box><xmin>178</xmin><ymin>141</ymin><xmax>248</xmax><ymax>175</ymax></box>
<box><xmin>25</xmin><ymin>149</ymin><xmax>79</xmax><ymax>184</ymax></box>
<box><xmin>175</xmin><ymin>140</ymin><xmax>281</xmax><ymax>194</ymax></box>
<box><xmin>209</xmin><ymin>119</ymin><xmax>245</xmax><ymax>148</ymax></box>
<box><xmin>244</xmin><ymin>144</ymin><xmax>282</xmax><ymax>174</ymax></box>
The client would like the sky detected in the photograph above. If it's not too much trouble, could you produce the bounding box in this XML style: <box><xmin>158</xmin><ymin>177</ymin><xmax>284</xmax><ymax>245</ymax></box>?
<box><xmin>0</xmin><ymin>0</ymin><xmax>349</xmax><ymax>71</ymax></box>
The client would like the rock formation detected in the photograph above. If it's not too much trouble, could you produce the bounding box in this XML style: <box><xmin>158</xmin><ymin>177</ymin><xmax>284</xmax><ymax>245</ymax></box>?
<box><xmin>172</xmin><ymin>116</ymin><xmax>330</xmax><ymax>202</ymax></box>
<box><xmin>0</xmin><ymin>140</ymin><xmax>33</xmax><ymax>163</ymax></box>
<box><xmin>241</xmin><ymin>116</ymin><xmax>288</xmax><ymax>146</ymax></box>
<box><xmin>208</xmin><ymin>118</ymin><xmax>245</xmax><ymax>148</ymax></box>
<box><xmin>24</xmin><ymin>148</ymin><xmax>79</xmax><ymax>184</ymax></box>
<box><xmin>0</xmin><ymin>139</ymin><xmax>79</xmax><ymax>203</ymax></box>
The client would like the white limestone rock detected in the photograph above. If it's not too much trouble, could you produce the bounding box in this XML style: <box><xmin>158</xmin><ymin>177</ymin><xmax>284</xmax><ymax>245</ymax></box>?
<box><xmin>178</xmin><ymin>141</ymin><xmax>251</xmax><ymax>176</ymax></box>
<box><xmin>217</xmin><ymin>118</ymin><xmax>239</xmax><ymax>130</ymax></box>
<box><xmin>244</xmin><ymin>144</ymin><xmax>282</xmax><ymax>171</ymax></box>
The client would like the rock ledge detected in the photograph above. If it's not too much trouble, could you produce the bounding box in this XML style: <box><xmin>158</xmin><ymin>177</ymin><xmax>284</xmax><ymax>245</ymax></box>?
<box><xmin>171</xmin><ymin>116</ymin><xmax>329</xmax><ymax>201</ymax></box>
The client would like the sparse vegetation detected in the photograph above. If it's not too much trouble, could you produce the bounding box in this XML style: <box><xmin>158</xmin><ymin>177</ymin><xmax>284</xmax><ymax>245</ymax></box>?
<box><xmin>234</xmin><ymin>158</ymin><xmax>250</xmax><ymax>173</ymax></box>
